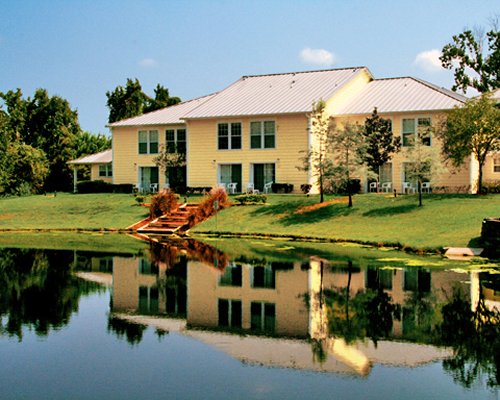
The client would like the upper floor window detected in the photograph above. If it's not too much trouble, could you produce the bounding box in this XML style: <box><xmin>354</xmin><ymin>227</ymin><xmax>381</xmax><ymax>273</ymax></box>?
<box><xmin>250</xmin><ymin>121</ymin><xmax>275</xmax><ymax>149</ymax></box>
<box><xmin>218</xmin><ymin>123</ymin><xmax>241</xmax><ymax>150</ymax></box>
<box><xmin>166</xmin><ymin>128</ymin><xmax>186</xmax><ymax>154</ymax></box>
<box><xmin>402</xmin><ymin>117</ymin><xmax>432</xmax><ymax>147</ymax></box>
<box><xmin>99</xmin><ymin>164</ymin><xmax>112</xmax><ymax>177</ymax></box>
<box><xmin>138</xmin><ymin>130</ymin><xmax>159</xmax><ymax>154</ymax></box>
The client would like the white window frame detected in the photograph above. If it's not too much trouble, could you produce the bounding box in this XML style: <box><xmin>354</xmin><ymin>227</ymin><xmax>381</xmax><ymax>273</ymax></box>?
<box><xmin>217</xmin><ymin>122</ymin><xmax>242</xmax><ymax>150</ymax></box>
<box><xmin>250</xmin><ymin>120</ymin><xmax>276</xmax><ymax>149</ymax></box>
<box><xmin>99</xmin><ymin>164</ymin><xmax>112</xmax><ymax>177</ymax></box>
<box><xmin>494</xmin><ymin>156</ymin><xmax>500</xmax><ymax>173</ymax></box>
<box><xmin>138</xmin><ymin>130</ymin><xmax>159</xmax><ymax>154</ymax></box>
<box><xmin>401</xmin><ymin>117</ymin><xmax>432</xmax><ymax>147</ymax></box>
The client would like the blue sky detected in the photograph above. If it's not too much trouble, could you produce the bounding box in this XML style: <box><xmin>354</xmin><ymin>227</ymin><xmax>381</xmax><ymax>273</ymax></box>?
<box><xmin>0</xmin><ymin>0</ymin><xmax>498</xmax><ymax>135</ymax></box>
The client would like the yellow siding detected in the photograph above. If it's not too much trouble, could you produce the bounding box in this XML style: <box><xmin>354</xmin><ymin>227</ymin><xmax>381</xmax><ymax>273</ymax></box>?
<box><xmin>112</xmin><ymin>124</ymin><xmax>186</xmax><ymax>186</ymax></box>
<box><xmin>325</xmin><ymin>69</ymin><xmax>372</xmax><ymax>115</ymax></box>
<box><xmin>336</xmin><ymin>111</ymin><xmax>471</xmax><ymax>192</ymax></box>
<box><xmin>187</xmin><ymin>114</ymin><xmax>310</xmax><ymax>192</ymax></box>
<box><xmin>90</xmin><ymin>164</ymin><xmax>112</xmax><ymax>182</ymax></box>
<box><xmin>483</xmin><ymin>153</ymin><xmax>500</xmax><ymax>183</ymax></box>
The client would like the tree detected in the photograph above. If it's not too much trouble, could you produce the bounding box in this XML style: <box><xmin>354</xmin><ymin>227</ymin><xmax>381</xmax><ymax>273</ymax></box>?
<box><xmin>404</xmin><ymin>123</ymin><xmax>445</xmax><ymax>206</ymax></box>
<box><xmin>437</xmin><ymin>94</ymin><xmax>500</xmax><ymax>194</ymax></box>
<box><xmin>298</xmin><ymin>100</ymin><xmax>333</xmax><ymax>203</ymax></box>
<box><xmin>440</xmin><ymin>23</ymin><xmax>500</xmax><ymax>94</ymax></box>
<box><xmin>73</xmin><ymin>131</ymin><xmax>111</xmax><ymax>158</ymax></box>
<box><xmin>106</xmin><ymin>79</ymin><xmax>181</xmax><ymax>123</ymax></box>
<box><xmin>329</xmin><ymin>122</ymin><xmax>365</xmax><ymax>207</ymax></box>
<box><xmin>360</xmin><ymin>108</ymin><xmax>400</xmax><ymax>187</ymax></box>
<box><xmin>144</xmin><ymin>84</ymin><xmax>181</xmax><ymax>113</ymax></box>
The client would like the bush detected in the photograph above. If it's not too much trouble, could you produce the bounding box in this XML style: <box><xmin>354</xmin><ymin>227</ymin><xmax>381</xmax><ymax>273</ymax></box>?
<box><xmin>76</xmin><ymin>180</ymin><xmax>113</xmax><ymax>193</ymax></box>
<box><xmin>149</xmin><ymin>189</ymin><xmax>180</xmax><ymax>219</ymax></box>
<box><xmin>135</xmin><ymin>195</ymin><xmax>145</xmax><ymax>205</ymax></box>
<box><xmin>188</xmin><ymin>187</ymin><xmax>230</xmax><ymax>227</ymax></box>
<box><xmin>271</xmin><ymin>183</ymin><xmax>294</xmax><ymax>193</ymax></box>
<box><xmin>481</xmin><ymin>181</ymin><xmax>500</xmax><ymax>194</ymax></box>
<box><xmin>233</xmin><ymin>194</ymin><xmax>267</xmax><ymax>204</ymax></box>
<box><xmin>113</xmin><ymin>183</ymin><xmax>135</xmax><ymax>193</ymax></box>
<box><xmin>328</xmin><ymin>179</ymin><xmax>361</xmax><ymax>195</ymax></box>
<box><xmin>300</xmin><ymin>184</ymin><xmax>312</xmax><ymax>194</ymax></box>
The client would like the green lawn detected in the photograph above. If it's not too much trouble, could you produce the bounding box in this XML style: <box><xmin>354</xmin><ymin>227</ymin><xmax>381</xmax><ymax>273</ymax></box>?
<box><xmin>192</xmin><ymin>193</ymin><xmax>500</xmax><ymax>250</ymax></box>
<box><xmin>1</xmin><ymin>192</ymin><xmax>498</xmax><ymax>251</ymax></box>
<box><xmin>0</xmin><ymin>193</ymin><xmax>149</xmax><ymax>230</ymax></box>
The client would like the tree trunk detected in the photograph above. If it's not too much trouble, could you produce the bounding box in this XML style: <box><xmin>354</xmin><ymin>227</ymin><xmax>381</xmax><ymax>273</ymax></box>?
<box><xmin>418</xmin><ymin>180</ymin><xmax>422</xmax><ymax>206</ymax></box>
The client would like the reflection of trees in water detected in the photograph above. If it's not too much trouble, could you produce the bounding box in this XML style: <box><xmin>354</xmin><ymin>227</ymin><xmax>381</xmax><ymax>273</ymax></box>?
<box><xmin>0</xmin><ymin>248</ymin><xmax>104</xmax><ymax>341</ymax></box>
<box><xmin>319</xmin><ymin>265</ymin><xmax>500</xmax><ymax>389</ymax></box>
<box><xmin>440</xmin><ymin>287</ymin><xmax>500</xmax><ymax>389</ymax></box>
<box><xmin>107</xmin><ymin>317</ymin><xmax>147</xmax><ymax>346</ymax></box>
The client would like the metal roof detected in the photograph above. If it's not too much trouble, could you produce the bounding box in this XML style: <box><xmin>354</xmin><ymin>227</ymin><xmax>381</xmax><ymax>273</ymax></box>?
<box><xmin>334</xmin><ymin>77</ymin><xmax>468</xmax><ymax>116</ymax></box>
<box><xmin>108</xmin><ymin>94</ymin><xmax>216</xmax><ymax>127</ymax></box>
<box><xmin>183</xmin><ymin>67</ymin><xmax>369</xmax><ymax>119</ymax></box>
<box><xmin>68</xmin><ymin>149</ymin><xmax>112</xmax><ymax>164</ymax></box>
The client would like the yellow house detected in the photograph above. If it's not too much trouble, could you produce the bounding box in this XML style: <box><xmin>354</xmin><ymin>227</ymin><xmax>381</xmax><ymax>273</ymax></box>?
<box><xmin>67</xmin><ymin>149</ymin><xmax>113</xmax><ymax>192</ymax></box>
<box><xmin>108</xmin><ymin>67</ymin><xmax>491</xmax><ymax>194</ymax></box>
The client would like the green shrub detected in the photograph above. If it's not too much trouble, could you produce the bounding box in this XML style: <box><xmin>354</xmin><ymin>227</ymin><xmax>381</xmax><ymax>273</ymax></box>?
<box><xmin>77</xmin><ymin>180</ymin><xmax>113</xmax><ymax>193</ymax></box>
<box><xmin>135</xmin><ymin>195</ymin><xmax>145</xmax><ymax>205</ymax></box>
<box><xmin>300</xmin><ymin>184</ymin><xmax>312</xmax><ymax>194</ymax></box>
<box><xmin>234</xmin><ymin>194</ymin><xmax>267</xmax><ymax>204</ymax></box>
<box><xmin>481</xmin><ymin>181</ymin><xmax>500</xmax><ymax>194</ymax></box>
<box><xmin>271</xmin><ymin>183</ymin><xmax>294</xmax><ymax>193</ymax></box>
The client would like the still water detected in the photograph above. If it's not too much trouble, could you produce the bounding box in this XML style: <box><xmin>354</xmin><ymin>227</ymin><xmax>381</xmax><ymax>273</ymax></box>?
<box><xmin>0</xmin><ymin>236</ymin><xmax>499</xmax><ymax>399</ymax></box>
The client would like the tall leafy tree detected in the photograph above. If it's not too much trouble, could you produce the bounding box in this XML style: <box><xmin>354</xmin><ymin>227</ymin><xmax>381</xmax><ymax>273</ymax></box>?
<box><xmin>73</xmin><ymin>131</ymin><xmax>111</xmax><ymax>158</ymax></box>
<box><xmin>437</xmin><ymin>94</ymin><xmax>500</xmax><ymax>194</ymax></box>
<box><xmin>360</xmin><ymin>108</ymin><xmax>401</xmax><ymax>187</ymax></box>
<box><xmin>329</xmin><ymin>122</ymin><xmax>365</xmax><ymax>207</ymax></box>
<box><xmin>144</xmin><ymin>84</ymin><xmax>181</xmax><ymax>113</ymax></box>
<box><xmin>106</xmin><ymin>79</ymin><xmax>181</xmax><ymax>123</ymax></box>
<box><xmin>440</xmin><ymin>23</ymin><xmax>500</xmax><ymax>94</ymax></box>
<box><xmin>404</xmin><ymin>124</ymin><xmax>445</xmax><ymax>206</ymax></box>
<box><xmin>298</xmin><ymin>100</ymin><xmax>333</xmax><ymax>203</ymax></box>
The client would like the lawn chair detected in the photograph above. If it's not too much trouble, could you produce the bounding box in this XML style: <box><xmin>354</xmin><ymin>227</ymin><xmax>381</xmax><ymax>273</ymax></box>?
<box><xmin>263</xmin><ymin>181</ymin><xmax>273</xmax><ymax>194</ymax></box>
<box><xmin>421</xmin><ymin>182</ymin><xmax>431</xmax><ymax>193</ymax></box>
<box><xmin>246</xmin><ymin>182</ymin><xmax>259</xmax><ymax>194</ymax></box>
<box><xmin>381</xmin><ymin>182</ymin><xmax>392</xmax><ymax>193</ymax></box>
<box><xmin>227</xmin><ymin>182</ymin><xmax>237</xmax><ymax>194</ymax></box>
<box><xmin>402</xmin><ymin>182</ymin><xmax>415</xmax><ymax>194</ymax></box>
<box><xmin>369</xmin><ymin>182</ymin><xmax>378</xmax><ymax>192</ymax></box>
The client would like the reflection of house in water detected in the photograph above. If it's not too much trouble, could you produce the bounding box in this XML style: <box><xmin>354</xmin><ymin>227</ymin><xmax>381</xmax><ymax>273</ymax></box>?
<box><xmin>104</xmin><ymin>241</ymin><xmax>491</xmax><ymax>376</ymax></box>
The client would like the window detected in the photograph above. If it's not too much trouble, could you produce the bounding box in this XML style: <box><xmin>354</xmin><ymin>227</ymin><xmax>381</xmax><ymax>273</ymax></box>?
<box><xmin>165</xmin><ymin>129</ymin><xmax>186</xmax><ymax>154</ymax></box>
<box><xmin>218</xmin><ymin>299</ymin><xmax>242</xmax><ymax>328</ymax></box>
<box><xmin>219</xmin><ymin>263</ymin><xmax>242</xmax><ymax>287</ymax></box>
<box><xmin>402</xmin><ymin>118</ymin><xmax>432</xmax><ymax>147</ymax></box>
<box><xmin>251</xmin><ymin>302</ymin><xmax>276</xmax><ymax>332</ymax></box>
<box><xmin>250</xmin><ymin>121</ymin><xmax>275</xmax><ymax>149</ymax></box>
<box><xmin>251</xmin><ymin>265</ymin><xmax>275</xmax><ymax>289</ymax></box>
<box><xmin>138</xmin><ymin>130</ymin><xmax>159</xmax><ymax>154</ymax></box>
<box><xmin>139</xmin><ymin>286</ymin><xmax>159</xmax><ymax>314</ymax></box>
<box><xmin>99</xmin><ymin>164</ymin><xmax>112</xmax><ymax>177</ymax></box>
<box><xmin>494</xmin><ymin>157</ymin><xmax>500</xmax><ymax>173</ymax></box>
<box><xmin>218</xmin><ymin>123</ymin><xmax>241</xmax><ymax>150</ymax></box>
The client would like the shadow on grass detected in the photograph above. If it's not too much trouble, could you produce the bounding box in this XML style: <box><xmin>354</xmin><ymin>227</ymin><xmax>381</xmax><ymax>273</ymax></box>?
<box><xmin>250</xmin><ymin>200</ymin><xmax>355</xmax><ymax>226</ymax></box>
<box><xmin>362</xmin><ymin>204</ymin><xmax>419</xmax><ymax>217</ymax></box>
<box><xmin>467</xmin><ymin>237</ymin><xmax>484</xmax><ymax>248</ymax></box>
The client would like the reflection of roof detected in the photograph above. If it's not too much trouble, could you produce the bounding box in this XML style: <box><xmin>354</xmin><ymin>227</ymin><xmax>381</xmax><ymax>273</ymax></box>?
<box><xmin>183</xmin><ymin>67</ymin><xmax>369</xmax><ymax>119</ymax></box>
<box><xmin>335</xmin><ymin>77</ymin><xmax>467</xmax><ymax>115</ymax></box>
<box><xmin>113</xmin><ymin>313</ymin><xmax>452</xmax><ymax>376</ymax></box>
<box><xmin>108</xmin><ymin>94</ymin><xmax>216</xmax><ymax>127</ymax></box>
<box><xmin>68</xmin><ymin>149</ymin><xmax>112</xmax><ymax>164</ymax></box>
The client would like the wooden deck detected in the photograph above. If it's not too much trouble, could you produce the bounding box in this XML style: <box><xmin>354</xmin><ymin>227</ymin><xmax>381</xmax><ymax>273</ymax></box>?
<box><xmin>137</xmin><ymin>203</ymin><xmax>198</xmax><ymax>235</ymax></box>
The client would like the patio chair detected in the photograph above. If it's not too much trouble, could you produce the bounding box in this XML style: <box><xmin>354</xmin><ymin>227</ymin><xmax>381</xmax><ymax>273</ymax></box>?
<box><xmin>402</xmin><ymin>182</ymin><xmax>415</xmax><ymax>194</ymax></box>
<box><xmin>381</xmin><ymin>182</ymin><xmax>392</xmax><ymax>193</ymax></box>
<box><xmin>227</xmin><ymin>182</ymin><xmax>237</xmax><ymax>194</ymax></box>
<box><xmin>263</xmin><ymin>181</ymin><xmax>273</xmax><ymax>194</ymax></box>
<box><xmin>246</xmin><ymin>182</ymin><xmax>259</xmax><ymax>194</ymax></box>
<box><xmin>421</xmin><ymin>182</ymin><xmax>431</xmax><ymax>193</ymax></box>
<box><xmin>150</xmin><ymin>183</ymin><xmax>158</xmax><ymax>193</ymax></box>
<box><xmin>217</xmin><ymin>182</ymin><xmax>226</xmax><ymax>191</ymax></box>
<box><xmin>369</xmin><ymin>182</ymin><xmax>378</xmax><ymax>192</ymax></box>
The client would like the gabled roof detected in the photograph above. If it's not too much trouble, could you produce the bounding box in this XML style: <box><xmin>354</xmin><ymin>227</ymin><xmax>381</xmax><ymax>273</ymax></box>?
<box><xmin>183</xmin><ymin>67</ymin><xmax>370</xmax><ymax>119</ymax></box>
<box><xmin>68</xmin><ymin>149</ymin><xmax>112</xmax><ymax>164</ymax></box>
<box><xmin>334</xmin><ymin>77</ymin><xmax>468</xmax><ymax>116</ymax></box>
<box><xmin>107</xmin><ymin>94</ymin><xmax>216</xmax><ymax>127</ymax></box>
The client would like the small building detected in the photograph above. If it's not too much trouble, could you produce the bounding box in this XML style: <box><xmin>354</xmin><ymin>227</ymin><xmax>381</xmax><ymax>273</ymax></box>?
<box><xmin>68</xmin><ymin>149</ymin><xmax>112</xmax><ymax>192</ymax></box>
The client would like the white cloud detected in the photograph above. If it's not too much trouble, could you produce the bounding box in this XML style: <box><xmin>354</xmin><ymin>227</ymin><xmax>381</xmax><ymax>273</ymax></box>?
<box><xmin>299</xmin><ymin>48</ymin><xmax>335</xmax><ymax>67</ymax></box>
<box><xmin>414</xmin><ymin>49</ymin><xmax>443</xmax><ymax>72</ymax></box>
<box><xmin>138</xmin><ymin>58</ymin><xmax>158</xmax><ymax>68</ymax></box>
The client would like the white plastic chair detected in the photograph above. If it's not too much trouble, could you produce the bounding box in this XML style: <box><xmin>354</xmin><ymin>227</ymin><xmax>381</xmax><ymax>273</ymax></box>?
<box><xmin>246</xmin><ymin>182</ymin><xmax>259</xmax><ymax>194</ymax></box>
<box><xmin>369</xmin><ymin>182</ymin><xmax>378</xmax><ymax>192</ymax></box>
<box><xmin>150</xmin><ymin>183</ymin><xmax>158</xmax><ymax>193</ymax></box>
<box><xmin>421</xmin><ymin>182</ymin><xmax>431</xmax><ymax>193</ymax></box>
<box><xmin>263</xmin><ymin>181</ymin><xmax>273</xmax><ymax>194</ymax></box>
<box><xmin>227</xmin><ymin>182</ymin><xmax>237</xmax><ymax>194</ymax></box>
<box><xmin>217</xmin><ymin>183</ymin><xmax>226</xmax><ymax>191</ymax></box>
<box><xmin>381</xmin><ymin>182</ymin><xmax>392</xmax><ymax>193</ymax></box>
<box><xmin>402</xmin><ymin>182</ymin><xmax>415</xmax><ymax>194</ymax></box>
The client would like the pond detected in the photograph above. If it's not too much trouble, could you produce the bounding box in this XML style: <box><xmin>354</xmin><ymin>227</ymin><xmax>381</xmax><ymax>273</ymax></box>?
<box><xmin>0</xmin><ymin>235</ymin><xmax>499</xmax><ymax>399</ymax></box>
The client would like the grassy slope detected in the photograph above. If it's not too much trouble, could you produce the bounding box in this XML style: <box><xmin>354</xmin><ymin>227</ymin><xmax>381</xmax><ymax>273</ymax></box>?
<box><xmin>192</xmin><ymin>193</ymin><xmax>500</xmax><ymax>250</ymax></box>
<box><xmin>0</xmin><ymin>193</ymin><xmax>149</xmax><ymax>230</ymax></box>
